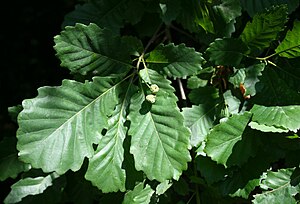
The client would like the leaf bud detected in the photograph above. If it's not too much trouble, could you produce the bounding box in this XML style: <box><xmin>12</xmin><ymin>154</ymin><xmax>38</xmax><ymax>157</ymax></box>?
<box><xmin>146</xmin><ymin>94</ymin><xmax>156</xmax><ymax>103</ymax></box>
<box><xmin>150</xmin><ymin>84</ymin><xmax>159</xmax><ymax>93</ymax></box>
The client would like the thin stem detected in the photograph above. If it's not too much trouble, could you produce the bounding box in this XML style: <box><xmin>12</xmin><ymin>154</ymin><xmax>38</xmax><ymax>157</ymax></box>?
<box><xmin>143</xmin><ymin>23</ymin><xmax>164</xmax><ymax>54</ymax></box>
<box><xmin>177</xmin><ymin>79</ymin><xmax>186</xmax><ymax>100</ymax></box>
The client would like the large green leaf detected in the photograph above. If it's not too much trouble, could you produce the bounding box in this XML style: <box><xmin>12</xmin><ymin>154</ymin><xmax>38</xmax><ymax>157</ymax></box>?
<box><xmin>183</xmin><ymin>104</ymin><xmax>216</xmax><ymax>147</ymax></box>
<box><xmin>4</xmin><ymin>173</ymin><xmax>59</xmax><ymax>204</ymax></box>
<box><xmin>146</xmin><ymin>43</ymin><xmax>205</xmax><ymax>78</ymax></box>
<box><xmin>17</xmin><ymin>77</ymin><xmax>121</xmax><ymax>174</ymax></box>
<box><xmin>62</xmin><ymin>0</ymin><xmax>144</xmax><ymax>33</ymax></box>
<box><xmin>206</xmin><ymin>38</ymin><xmax>249</xmax><ymax>66</ymax></box>
<box><xmin>123</xmin><ymin>182</ymin><xmax>154</xmax><ymax>204</ymax></box>
<box><xmin>204</xmin><ymin>112</ymin><xmax>252</xmax><ymax>167</ymax></box>
<box><xmin>252</xmin><ymin>67</ymin><xmax>300</xmax><ymax>106</ymax></box>
<box><xmin>240</xmin><ymin>5</ymin><xmax>288</xmax><ymax>52</ymax></box>
<box><xmin>159</xmin><ymin>0</ymin><xmax>181</xmax><ymax>24</ymax></box>
<box><xmin>128</xmin><ymin>69</ymin><xmax>191</xmax><ymax>182</ymax></box>
<box><xmin>240</xmin><ymin>0</ymin><xmax>299</xmax><ymax>17</ymax></box>
<box><xmin>85</xmin><ymin>82</ymin><xmax>136</xmax><ymax>193</ymax></box>
<box><xmin>250</xmin><ymin>105</ymin><xmax>300</xmax><ymax>132</ymax></box>
<box><xmin>0</xmin><ymin>137</ymin><xmax>31</xmax><ymax>181</ymax></box>
<box><xmin>275</xmin><ymin>21</ymin><xmax>300</xmax><ymax>58</ymax></box>
<box><xmin>54</xmin><ymin>23</ymin><xmax>137</xmax><ymax>76</ymax></box>
<box><xmin>253</xmin><ymin>168</ymin><xmax>299</xmax><ymax>204</ymax></box>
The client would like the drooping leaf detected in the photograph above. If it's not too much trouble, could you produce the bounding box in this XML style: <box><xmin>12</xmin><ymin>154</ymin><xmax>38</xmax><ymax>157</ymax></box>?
<box><xmin>250</xmin><ymin>105</ymin><xmax>300</xmax><ymax>132</ymax></box>
<box><xmin>204</xmin><ymin>112</ymin><xmax>252</xmax><ymax>167</ymax></box>
<box><xmin>206</xmin><ymin>38</ymin><xmax>249</xmax><ymax>66</ymax></box>
<box><xmin>17</xmin><ymin>77</ymin><xmax>121</xmax><ymax>174</ymax></box>
<box><xmin>213</xmin><ymin>0</ymin><xmax>242</xmax><ymax>24</ymax></box>
<box><xmin>183</xmin><ymin>104</ymin><xmax>216</xmax><ymax>147</ymax></box>
<box><xmin>240</xmin><ymin>5</ymin><xmax>288</xmax><ymax>52</ymax></box>
<box><xmin>240</xmin><ymin>0</ymin><xmax>299</xmax><ymax>17</ymax></box>
<box><xmin>128</xmin><ymin>69</ymin><xmax>191</xmax><ymax>182</ymax></box>
<box><xmin>253</xmin><ymin>168</ymin><xmax>299</xmax><ymax>204</ymax></box>
<box><xmin>275</xmin><ymin>21</ymin><xmax>300</xmax><ymax>58</ymax></box>
<box><xmin>123</xmin><ymin>182</ymin><xmax>154</xmax><ymax>204</ymax></box>
<box><xmin>146</xmin><ymin>43</ymin><xmax>205</xmax><ymax>78</ymax></box>
<box><xmin>54</xmin><ymin>23</ymin><xmax>138</xmax><ymax>76</ymax></box>
<box><xmin>4</xmin><ymin>173</ymin><xmax>59</xmax><ymax>204</ymax></box>
<box><xmin>62</xmin><ymin>0</ymin><xmax>144</xmax><ymax>33</ymax></box>
<box><xmin>85</xmin><ymin>82</ymin><xmax>136</xmax><ymax>193</ymax></box>
<box><xmin>0</xmin><ymin>137</ymin><xmax>31</xmax><ymax>181</ymax></box>
<box><xmin>222</xmin><ymin>90</ymin><xmax>241</xmax><ymax>115</ymax></box>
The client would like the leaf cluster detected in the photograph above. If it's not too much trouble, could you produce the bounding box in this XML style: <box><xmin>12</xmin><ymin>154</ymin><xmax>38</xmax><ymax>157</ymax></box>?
<box><xmin>1</xmin><ymin>0</ymin><xmax>300</xmax><ymax>203</ymax></box>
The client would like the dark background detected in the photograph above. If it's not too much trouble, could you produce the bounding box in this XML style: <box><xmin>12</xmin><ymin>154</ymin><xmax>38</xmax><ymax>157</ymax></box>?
<box><xmin>0</xmin><ymin>0</ymin><xmax>78</xmax><ymax>201</ymax></box>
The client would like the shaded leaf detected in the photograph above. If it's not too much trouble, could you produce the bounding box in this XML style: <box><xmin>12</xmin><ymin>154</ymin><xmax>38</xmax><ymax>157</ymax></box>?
<box><xmin>128</xmin><ymin>69</ymin><xmax>191</xmax><ymax>182</ymax></box>
<box><xmin>62</xmin><ymin>0</ymin><xmax>144</xmax><ymax>33</ymax></box>
<box><xmin>123</xmin><ymin>182</ymin><xmax>154</xmax><ymax>204</ymax></box>
<box><xmin>230</xmin><ymin>179</ymin><xmax>260</xmax><ymax>199</ymax></box>
<box><xmin>159</xmin><ymin>0</ymin><xmax>181</xmax><ymax>24</ymax></box>
<box><xmin>275</xmin><ymin>20</ymin><xmax>300</xmax><ymax>58</ymax></box>
<box><xmin>4</xmin><ymin>173</ymin><xmax>59</xmax><ymax>204</ymax></box>
<box><xmin>250</xmin><ymin>105</ymin><xmax>300</xmax><ymax>132</ymax></box>
<box><xmin>188</xmin><ymin>86</ymin><xmax>220</xmax><ymax>105</ymax></box>
<box><xmin>205</xmin><ymin>112</ymin><xmax>252</xmax><ymax>167</ymax></box>
<box><xmin>17</xmin><ymin>77</ymin><xmax>121</xmax><ymax>174</ymax></box>
<box><xmin>240</xmin><ymin>5</ymin><xmax>288</xmax><ymax>52</ymax></box>
<box><xmin>146</xmin><ymin>43</ymin><xmax>205</xmax><ymax>78</ymax></box>
<box><xmin>85</xmin><ymin>82</ymin><xmax>136</xmax><ymax>193</ymax></box>
<box><xmin>183</xmin><ymin>104</ymin><xmax>216</xmax><ymax>147</ymax></box>
<box><xmin>0</xmin><ymin>137</ymin><xmax>31</xmax><ymax>181</ymax></box>
<box><xmin>240</xmin><ymin>0</ymin><xmax>299</xmax><ymax>17</ymax></box>
<box><xmin>214</xmin><ymin>0</ymin><xmax>242</xmax><ymax>24</ymax></box>
<box><xmin>54</xmin><ymin>23</ymin><xmax>137</xmax><ymax>76</ymax></box>
<box><xmin>206</xmin><ymin>38</ymin><xmax>249</xmax><ymax>66</ymax></box>
<box><xmin>252</xmin><ymin>67</ymin><xmax>300</xmax><ymax>106</ymax></box>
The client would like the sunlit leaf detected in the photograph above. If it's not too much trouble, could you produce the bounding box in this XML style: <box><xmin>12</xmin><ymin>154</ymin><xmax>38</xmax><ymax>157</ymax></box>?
<box><xmin>146</xmin><ymin>43</ymin><xmax>205</xmax><ymax>78</ymax></box>
<box><xmin>275</xmin><ymin>21</ymin><xmax>300</xmax><ymax>58</ymax></box>
<box><xmin>123</xmin><ymin>182</ymin><xmax>154</xmax><ymax>204</ymax></box>
<box><xmin>128</xmin><ymin>69</ymin><xmax>191</xmax><ymax>182</ymax></box>
<box><xmin>250</xmin><ymin>105</ymin><xmax>300</xmax><ymax>132</ymax></box>
<box><xmin>4</xmin><ymin>173</ymin><xmax>59</xmax><ymax>204</ymax></box>
<box><xmin>205</xmin><ymin>112</ymin><xmax>252</xmax><ymax>167</ymax></box>
<box><xmin>240</xmin><ymin>5</ymin><xmax>288</xmax><ymax>52</ymax></box>
<box><xmin>17</xmin><ymin>77</ymin><xmax>121</xmax><ymax>174</ymax></box>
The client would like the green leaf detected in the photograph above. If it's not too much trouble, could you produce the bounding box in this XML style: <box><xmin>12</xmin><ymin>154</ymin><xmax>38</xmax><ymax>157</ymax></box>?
<box><xmin>156</xmin><ymin>180</ymin><xmax>172</xmax><ymax>195</ymax></box>
<box><xmin>159</xmin><ymin>0</ymin><xmax>181</xmax><ymax>24</ymax></box>
<box><xmin>85</xmin><ymin>82</ymin><xmax>136</xmax><ymax>193</ymax></box>
<box><xmin>252</xmin><ymin>67</ymin><xmax>300</xmax><ymax>106</ymax></box>
<box><xmin>206</xmin><ymin>38</ymin><xmax>249</xmax><ymax>66</ymax></box>
<box><xmin>8</xmin><ymin>105</ymin><xmax>23</xmax><ymax>123</ymax></box>
<box><xmin>183</xmin><ymin>104</ymin><xmax>216</xmax><ymax>147</ymax></box>
<box><xmin>0</xmin><ymin>137</ymin><xmax>31</xmax><ymax>181</ymax></box>
<box><xmin>249</xmin><ymin>121</ymin><xmax>289</xmax><ymax>133</ymax></box>
<box><xmin>253</xmin><ymin>168</ymin><xmax>299</xmax><ymax>204</ymax></box>
<box><xmin>17</xmin><ymin>77</ymin><xmax>121</xmax><ymax>174</ymax></box>
<box><xmin>277</xmin><ymin>57</ymin><xmax>300</xmax><ymax>92</ymax></box>
<box><xmin>123</xmin><ymin>182</ymin><xmax>154</xmax><ymax>204</ymax></box>
<box><xmin>204</xmin><ymin>112</ymin><xmax>252</xmax><ymax>167</ymax></box>
<box><xmin>213</xmin><ymin>0</ymin><xmax>242</xmax><ymax>24</ymax></box>
<box><xmin>229</xmin><ymin>63</ymin><xmax>265</xmax><ymax>97</ymax></box>
<box><xmin>54</xmin><ymin>23</ymin><xmax>137</xmax><ymax>76</ymax></box>
<box><xmin>146</xmin><ymin>43</ymin><xmax>205</xmax><ymax>78</ymax></box>
<box><xmin>188</xmin><ymin>86</ymin><xmax>220</xmax><ymax>105</ymax></box>
<box><xmin>128</xmin><ymin>69</ymin><xmax>191</xmax><ymax>182</ymax></box>
<box><xmin>240</xmin><ymin>5</ymin><xmax>288</xmax><ymax>52</ymax></box>
<box><xmin>250</xmin><ymin>105</ymin><xmax>300</xmax><ymax>132</ymax></box>
<box><xmin>62</xmin><ymin>0</ymin><xmax>144</xmax><ymax>33</ymax></box>
<box><xmin>275</xmin><ymin>21</ymin><xmax>300</xmax><ymax>58</ymax></box>
<box><xmin>4</xmin><ymin>173</ymin><xmax>59</xmax><ymax>204</ymax></box>
<box><xmin>230</xmin><ymin>179</ymin><xmax>259</xmax><ymax>199</ymax></box>
<box><xmin>240</xmin><ymin>0</ymin><xmax>299</xmax><ymax>17</ymax></box>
